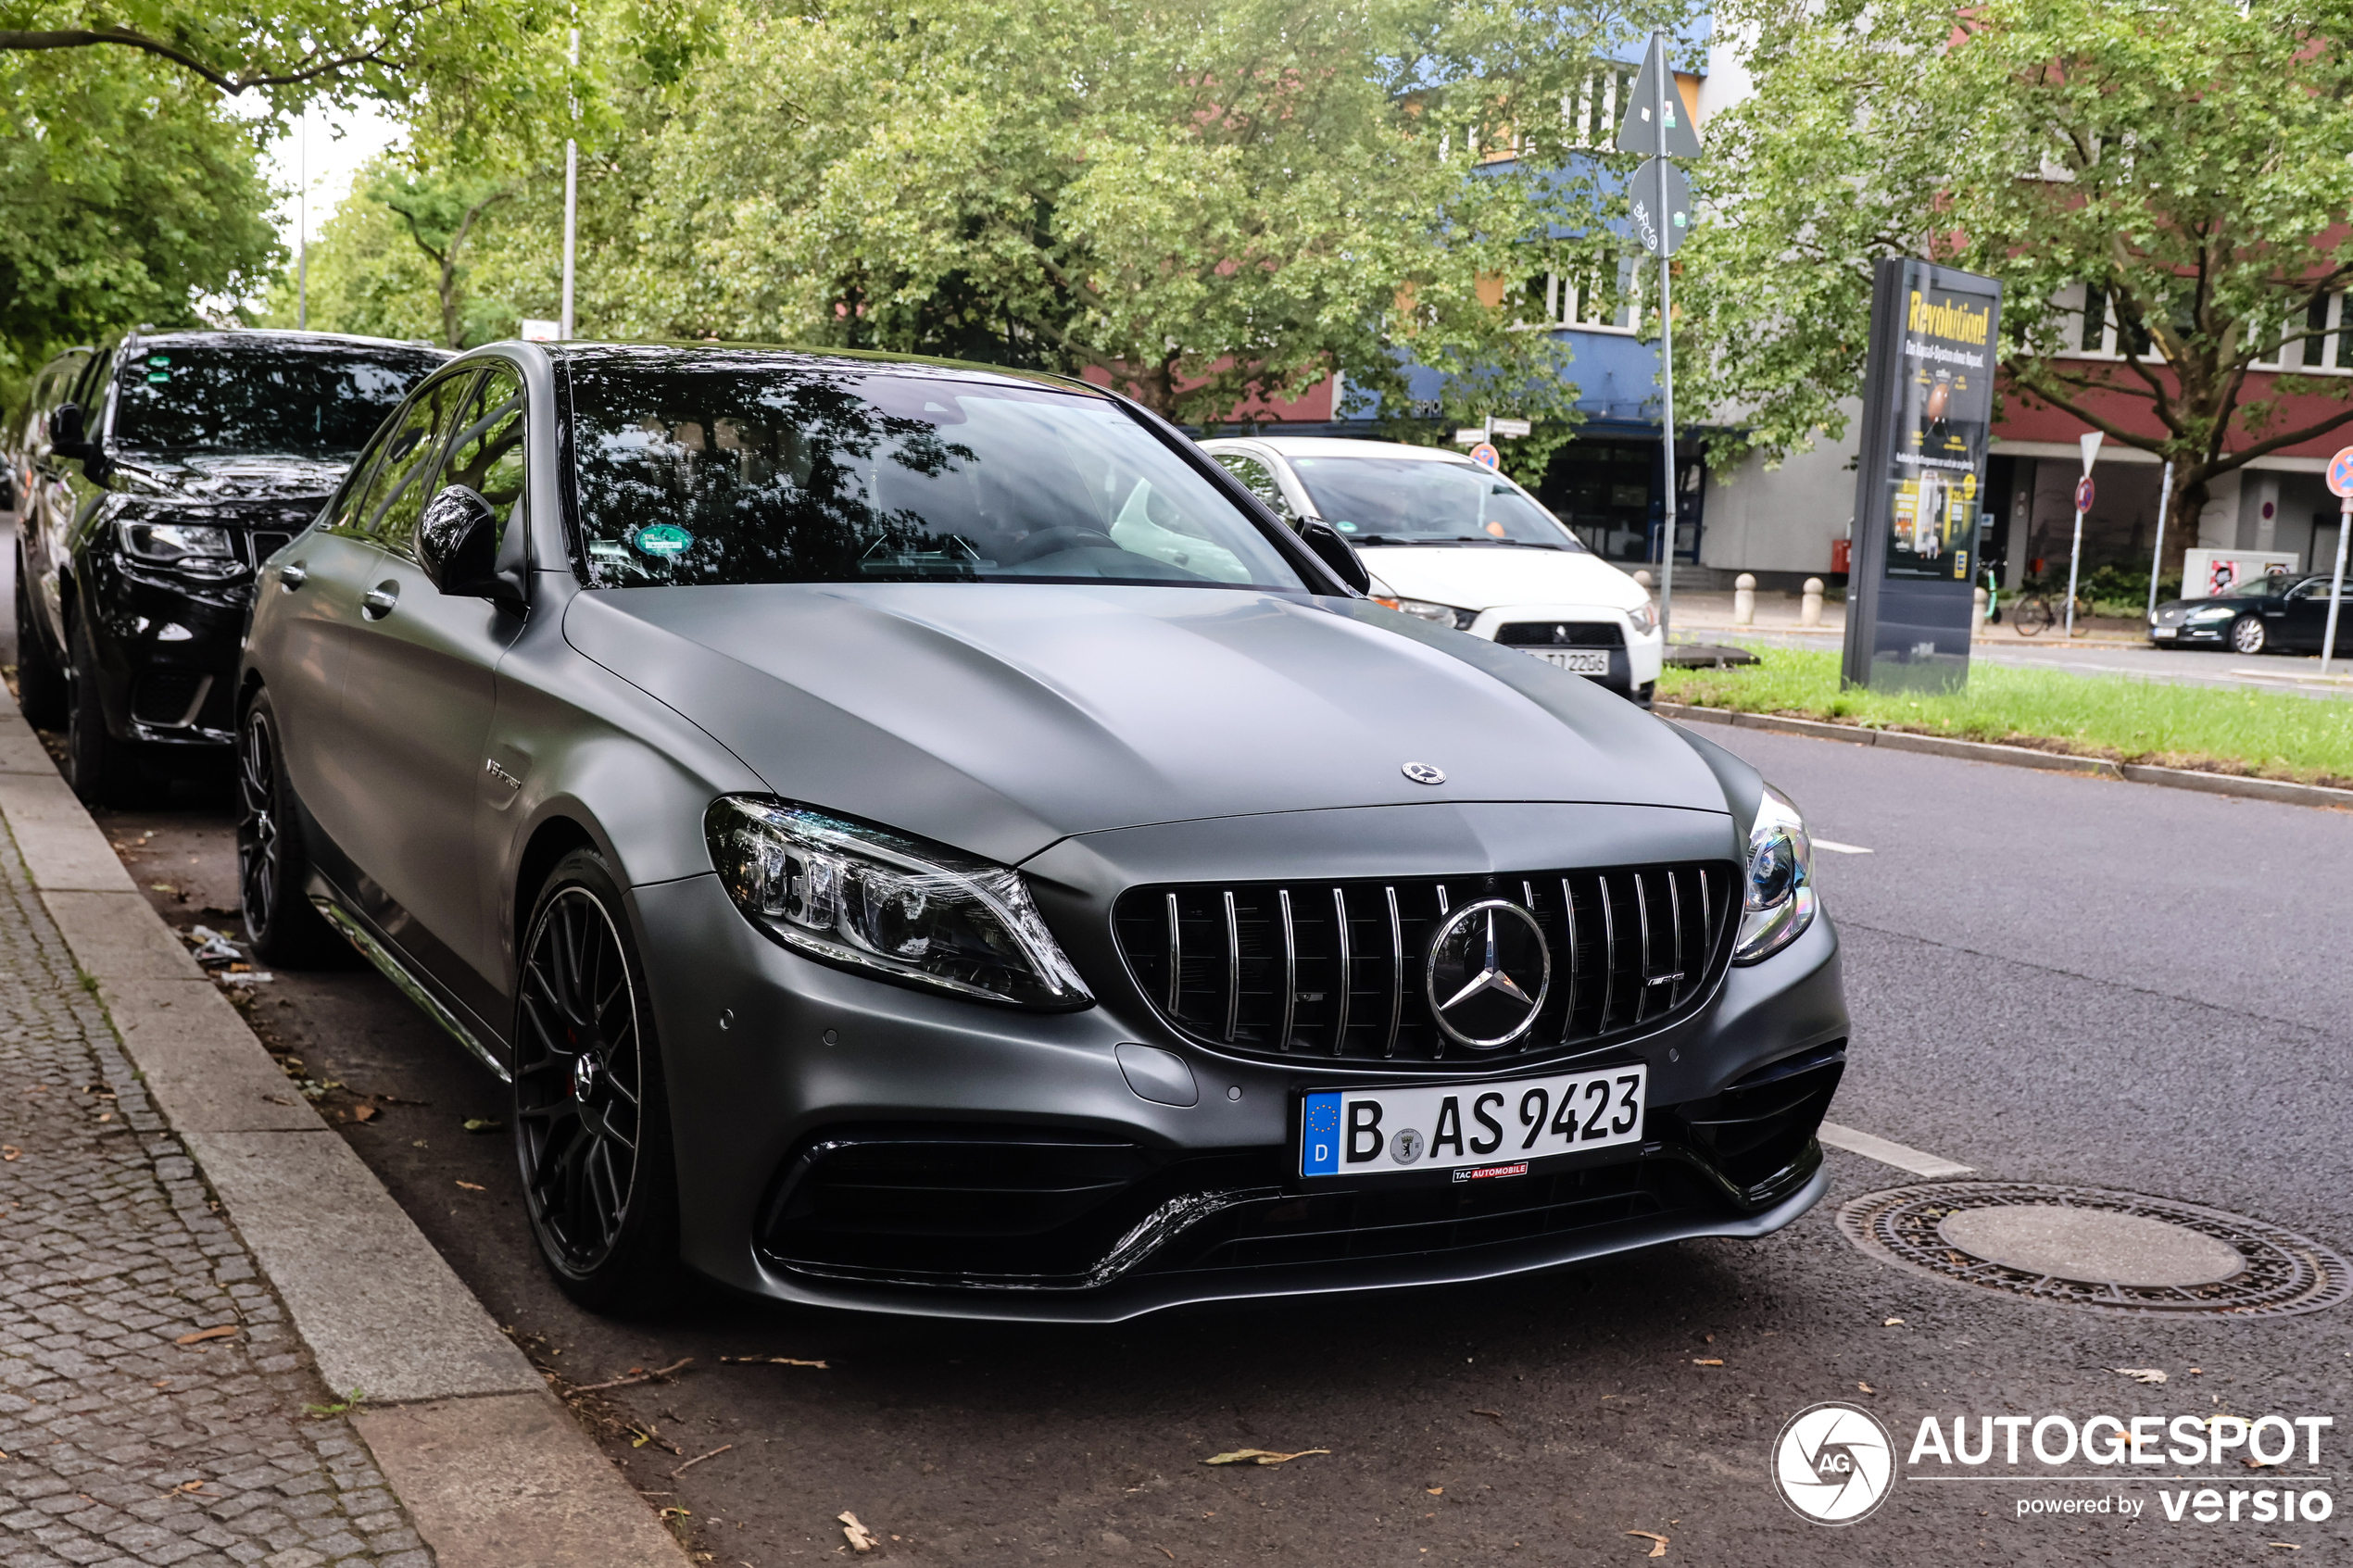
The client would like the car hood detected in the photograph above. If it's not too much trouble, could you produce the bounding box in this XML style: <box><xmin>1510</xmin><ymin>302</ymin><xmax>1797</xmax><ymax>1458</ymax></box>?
<box><xmin>1356</xmin><ymin>545</ymin><xmax>1644</xmax><ymax>613</ymax></box>
<box><xmin>110</xmin><ymin>452</ymin><xmax>350</xmax><ymax>502</ymax></box>
<box><xmin>564</xmin><ymin>584</ymin><xmax>1731</xmax><ymax>865</ymax></box>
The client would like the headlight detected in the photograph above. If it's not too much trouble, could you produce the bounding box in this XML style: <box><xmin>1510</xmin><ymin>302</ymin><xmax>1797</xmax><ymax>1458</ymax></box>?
<box><xmin>1733</xmin><ymin>784</ymin><xmax>1817</xmax><ymax>964</ymax></box>
<box><xmin>1627</xmin><ymin>600</ymin><xmax>1659</xmax><ymax>637</ymax></box>
<box><xmin>2186</xmin><ymin>604</ymin><xmax>2235</xmax><ymax>621</ymax></box>
<box><xmin>1374</xmin><ymin>596</ymin><xmax>1477</xmax><ymax>630</ymax></box>
<box><xmin>704</xmin><ymin>797</ymin><xmax>1092</xmax><ymax>1010</ymax></box>
<box><xmin>119</xmin><ymin>520</ymin><xmax>243</xmax><ymax>580</ymax></box>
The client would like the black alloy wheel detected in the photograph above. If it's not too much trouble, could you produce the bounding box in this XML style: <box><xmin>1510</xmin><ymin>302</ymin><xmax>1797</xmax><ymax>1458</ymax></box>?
<box><xmin>513</xmin><ymin>849</ymin><xmax>680</xmax><ymax>1311</ymax></box>
<box><xmin>64</xmin><ymin>615</ymin><xmax>142</xmax><ymax>806</ymax></box>
<box><xmin>12</xmin><ymin>549</ymin><xmax>67</xmax><ymax>729</ymax></box>
<box><xmin>2231</xmin><ymin>614</ymin><xmax>2268</xmax><ymax>656</ymax></box>
<box><xmin>235</xmin><ymin>690</ymin><xmax>343</xmax><ymax>965</ymax></box>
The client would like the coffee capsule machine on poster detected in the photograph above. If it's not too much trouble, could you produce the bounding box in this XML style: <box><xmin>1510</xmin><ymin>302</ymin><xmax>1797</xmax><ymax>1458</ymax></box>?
<box><xmin>1841</xmin><ymin>257</ymin><xmax>2003</xmax><ymax>692</ymax></box>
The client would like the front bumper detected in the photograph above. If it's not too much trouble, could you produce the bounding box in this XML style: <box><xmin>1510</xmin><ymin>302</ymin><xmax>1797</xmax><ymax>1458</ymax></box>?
<box><xmin>1466</xmin><ymin>602</ymin><xmax>1663</xmax><ymax>695</ymax></box>
<box><xmin>630</xmin><ymin>805</ymin><xmax>1849</xmax><ymax>1322</ymax></box>
<box><xmin>78</xmin><ymin>547</ymin><xmax>255</xmax><ymax>748</ymax></box>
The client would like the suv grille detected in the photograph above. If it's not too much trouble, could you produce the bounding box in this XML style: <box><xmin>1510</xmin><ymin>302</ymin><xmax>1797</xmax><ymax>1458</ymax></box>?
<box><xmin>1495</xmin><ymin>621</ymin><xmax>1624</xmax><ymax>648</ymax></box>
<box><xmin>1112</xmin><ymin>862</ymin><xmax>1738</xmax><ymax>1069</ymax></box>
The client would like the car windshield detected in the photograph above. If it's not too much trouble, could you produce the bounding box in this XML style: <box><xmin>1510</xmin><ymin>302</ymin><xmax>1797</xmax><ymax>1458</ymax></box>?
<box><xmin>112</xmin><ymin>343</ymin><xmax>441</xmax><ymax>458</ymax></box>
<box><xmin>564</xmin><ymin>355</ymin><xmax>1309</xmax><ymax>591</ymax></box>
<box><xmin>1288</xmin><ymin>455</ymin><xmax>1585</xmax><ymax>549</ymax></box>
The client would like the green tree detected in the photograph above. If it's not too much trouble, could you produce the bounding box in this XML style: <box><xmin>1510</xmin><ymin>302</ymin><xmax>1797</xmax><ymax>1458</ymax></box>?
<box><xmin>1680</xmin><ymin>0</ymin><xmax>2353</xmax><ymax>571</ymax></box>
<box><xmin>0</xmin><ymin>47</ymin><xmax>277</xmax><ymax>381</ymax></box>
<box><xmin>579</xmin><ymin>0</ymin><xmax>1677</xmax><ymax>433</ymax></box>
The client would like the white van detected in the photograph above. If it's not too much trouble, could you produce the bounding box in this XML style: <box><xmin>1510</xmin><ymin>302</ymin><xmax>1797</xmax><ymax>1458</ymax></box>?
<box><xmin>1202</xmin><ymin>435</ymin><xmax>1664</xmax><ymax>704</ymax></box>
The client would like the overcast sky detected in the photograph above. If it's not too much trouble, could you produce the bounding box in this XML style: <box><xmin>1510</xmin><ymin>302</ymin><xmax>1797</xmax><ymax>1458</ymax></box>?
<box><xmin>257</xmin><ymin>102</ymin><xmax>407</xmax><ymax>252</ymax></box>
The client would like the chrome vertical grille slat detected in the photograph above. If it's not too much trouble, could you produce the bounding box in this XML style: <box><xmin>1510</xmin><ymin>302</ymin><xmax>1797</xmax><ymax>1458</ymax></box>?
<box><xmin>1113</xmin><ymin>859</ymin><xmax>1739</xmax><ymax>1070</ymax></box>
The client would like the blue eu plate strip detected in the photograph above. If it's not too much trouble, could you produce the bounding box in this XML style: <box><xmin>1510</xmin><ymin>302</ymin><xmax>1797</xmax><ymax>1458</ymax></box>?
<box><xmin>1301</xmin><ymin>1091</ymin><xmax>1341</xmax><ymax>1175</ymax></box>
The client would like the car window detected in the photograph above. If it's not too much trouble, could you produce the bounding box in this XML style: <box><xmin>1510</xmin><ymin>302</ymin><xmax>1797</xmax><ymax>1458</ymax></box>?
<box><xmin>433</xmin><ymin>365</ymin><xmax>526</xmax><ymax>553</ymax></box>
<box><xmin>1213</xmin><ymin>451</ymin><xmax>1294</xmax><ymax>520</ymax></box>
<box><xmin>1288</xmin><ymin>455</ymin><xmax>1588</xmax><ymax>550</ymax></box>
<box><xmin>565</xmin><ymin>354</ymin><xmax>1308</xmax><ymax>592</ymax></box>
<box><xmin>110</xmin><ymin>342</ymin><xmax>441</xmax><ymax>459</ymax></box>
<box><xmin>338</xmin><ymin>374</ymin><xmax>473</xmax><ymax>552</ymax></box>
<box><xmin>2289</xmin><ymin>576</ymin><xmax>2353</xmax><ymax>600</ymax></box>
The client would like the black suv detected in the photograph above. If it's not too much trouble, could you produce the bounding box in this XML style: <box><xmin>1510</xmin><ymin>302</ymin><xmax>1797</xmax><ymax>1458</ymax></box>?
<box><xmin>15</xmin><ymin>330</ymin><xmax>447</xmax><ymax>800</ymax></box>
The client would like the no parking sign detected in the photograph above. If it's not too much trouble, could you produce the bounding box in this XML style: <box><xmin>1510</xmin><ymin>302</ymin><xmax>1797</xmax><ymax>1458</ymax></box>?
<box><xmin>1467</xmin><ymin>443</ymin><xmax>1500</xmax><ymax>471</ymax></box>
<box><xmin>2329</xmin><ymin>446</ymin><xmax>2353</xmax><ymax>500</ymax></box>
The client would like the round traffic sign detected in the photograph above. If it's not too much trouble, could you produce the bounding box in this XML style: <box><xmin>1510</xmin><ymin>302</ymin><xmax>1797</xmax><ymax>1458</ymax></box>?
<box><xmin>2074</xmin><ymin>476</ymin><xmax>2095</xmax><ymax>512</ymax></box>
<box><xmin>2329</xmin><ymin>445</ymin><xmax>2353</xmax><ymax>499</ymax></box>
<box><xmin>1468</xmin><ymin>443</ymin><xmax>1500</xmax><ymax>471</ymax></box>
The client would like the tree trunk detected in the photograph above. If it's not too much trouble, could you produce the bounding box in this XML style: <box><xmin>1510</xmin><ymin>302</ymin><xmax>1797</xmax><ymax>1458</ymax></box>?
<box><xmin>2159</xmin><ymin>469</ymin><xmax>2208</xmax><ymax>589</ymax></box>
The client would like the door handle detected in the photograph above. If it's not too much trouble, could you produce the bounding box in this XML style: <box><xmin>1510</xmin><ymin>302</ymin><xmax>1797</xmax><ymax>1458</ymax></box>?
<box><xmin>361</xmin><ymin>582</ymin><xmax>399</xmax><ymax>620</ymax></box>
<box><xmin>278</xmin><ymin>561</ymin><xmax>308</xmax><ymax>591</ymax></box>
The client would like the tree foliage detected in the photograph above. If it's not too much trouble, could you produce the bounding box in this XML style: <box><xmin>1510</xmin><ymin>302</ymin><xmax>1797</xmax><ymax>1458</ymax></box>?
<box><xmin>546</xmin><ymin>0</ymin><xmax>1680</xmax><ymax>432</ymax></box>
<box><xmin>0</xmin><ymin>46</ymin><xmax>278</xmax><ymax>383</ymax></box>
<box><xmin>1680</xmin><ymin>0</ymin><xmax>2353</xmax><ymax>567</ymax></box>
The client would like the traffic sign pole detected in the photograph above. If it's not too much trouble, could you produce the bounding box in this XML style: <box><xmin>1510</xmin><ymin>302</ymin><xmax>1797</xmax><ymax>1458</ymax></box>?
<box><xmin>2063</xmin><ymin>438</ymin><xmax>2100</xmax><ymax>638</ymax></box>
<box><xmin>2321</xmin><ymin>446</ymin><xmax>2353</xmax><ymax>672</ymax></box>
<box><xmin>2145</xmin><ymin>459</ymin><xmax>2173</xmax><ymax>626</ymax></box>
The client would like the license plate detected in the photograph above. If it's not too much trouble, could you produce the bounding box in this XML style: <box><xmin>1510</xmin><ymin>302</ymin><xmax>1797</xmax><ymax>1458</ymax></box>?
<box><xmin>1528</xmin><ymin>648</ymin><xmax>1611</xmax><ymax>674</ymax></box>
<box><xmin>2151</xmin><ymin>627</ymin><xmax>2177</xmax><ymax>639</ymax></box>
<box><xmin>1300</xmin><ymin>1065</ymin><xmax>1646</xmax><ymax>1178</ymax></box>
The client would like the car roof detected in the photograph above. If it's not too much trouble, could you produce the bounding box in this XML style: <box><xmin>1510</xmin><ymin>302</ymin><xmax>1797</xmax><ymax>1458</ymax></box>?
<box><xmin>544</xmin><ymin>341</ymin><xmax>1109</xmax><ymax>400</ymax></box>
<box><xmin>123</xmin><ymin>329</ymin><xmax>448</xmax><ymax>355</ymax></box>
<box><xmin>1209</xmin><ymin>435</ymin><xmax>1480</xmax><ymax>465</ymax></box>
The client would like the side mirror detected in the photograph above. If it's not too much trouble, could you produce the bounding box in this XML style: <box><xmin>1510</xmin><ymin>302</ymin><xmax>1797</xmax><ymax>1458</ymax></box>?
<box><xmin>47</xmin><ymin>403</ymin><xmax>93</xmax><ymax>462</ymax></box>
<box><xmin>418</xmin><ymin>484</ymin><xmax>513</xmax><ymax>605</ymax></box>
<box><xmin>1296</xmin><ymin>519</ymin><xmax>1371</xmax><ymax>595</ymax></box>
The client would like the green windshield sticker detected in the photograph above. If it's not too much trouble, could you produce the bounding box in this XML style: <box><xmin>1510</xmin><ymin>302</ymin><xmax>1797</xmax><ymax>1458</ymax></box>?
<box><xmin>634</xmin><ymin>523</ymin><xmax>695</xmax><ymax>558</ymax></box>
<box><xmin>146</xmin><ymin>370</ymin><xmax>170</xmax><ymax>383</ymax></box>
<box><xmin>147</xmin><ymin>355</ymin><xmax>170</xmax><ymax>367</ymax></box>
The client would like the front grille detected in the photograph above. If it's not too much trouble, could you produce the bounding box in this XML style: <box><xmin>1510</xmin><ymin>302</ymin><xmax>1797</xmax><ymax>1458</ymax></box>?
<box><xmin>1495</xmin><ymin>621</ymin><xmax>1625</xmax><ymax>647</ymax></box>
<box><xmin>132</xmin><ymin>671</ymin><xmax>208</xmax><ymax>726</ymax></box>
<box><xmin>1112</xmin><ymin>861</ymin><xmax>1739</xmax><ymax>1069</ymax></box>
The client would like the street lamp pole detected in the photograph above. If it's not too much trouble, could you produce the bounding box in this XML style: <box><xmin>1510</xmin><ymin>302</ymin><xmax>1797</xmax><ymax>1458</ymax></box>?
<box><xmin>296</xmin><ymin>111</ymin><xmax>308</xmax><ymax>332</ymax></box>
<box><xmin>560</xmin><ymin>23</ymin><xmax>579</xmax><ymax>340</ymax></box>
<box><xmin>1653</xmin><ymin>49</ymin><xmax>1678</xmax><ymax>646</ymax></box>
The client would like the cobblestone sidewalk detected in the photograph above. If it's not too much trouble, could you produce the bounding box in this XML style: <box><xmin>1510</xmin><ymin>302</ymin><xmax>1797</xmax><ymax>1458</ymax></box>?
<box><xmin>0</xmin><ymin>828</ymin><xmax>434</xmax><ymax>1568</ymax></box>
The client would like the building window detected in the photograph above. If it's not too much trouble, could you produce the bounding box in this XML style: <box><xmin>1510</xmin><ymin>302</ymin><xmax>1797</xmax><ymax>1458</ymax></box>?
<box><xmin>1567</xmin><ymin>61</ymin><xmax>1639</xmax><ymax>149</ymax></box>
<box><xmin>1521</xmin><ymin>257</ymin><xmax>1641</xmax><ymax>332</ymax></box>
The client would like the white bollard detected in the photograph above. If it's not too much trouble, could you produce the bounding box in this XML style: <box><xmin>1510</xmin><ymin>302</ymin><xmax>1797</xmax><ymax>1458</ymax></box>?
<box><xmin>1733</xmin><ymin>572</ymin><xmax>1756</xmax><ymax>626</ymax></box>
<box><xmin>1800</xmin><ymin>577</ymin><xmax>1824</xmax><ymax>628</ymax></box>
<box><xmin>1972</xmin><ymin>584</ymin><xmax>1989</xmax><ymax>633</ymax></box>
<box><xmin>1633</xmin><ymin>570</ymin><xmax>1654</xmax><ymax>590</ymax></box>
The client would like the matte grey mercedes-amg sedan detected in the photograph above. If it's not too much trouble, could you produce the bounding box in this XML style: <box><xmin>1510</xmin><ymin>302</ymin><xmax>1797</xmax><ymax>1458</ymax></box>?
<box><xmin>235</xmin><ymin>341</ymin><xmax>1848</xmax><ymax>1319</ymax></box>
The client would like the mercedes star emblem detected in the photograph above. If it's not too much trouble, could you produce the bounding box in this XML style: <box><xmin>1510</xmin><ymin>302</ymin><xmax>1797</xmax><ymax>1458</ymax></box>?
<box><xmin>1402</xmin><ymin>762</ymin><xmax>1446</xmax><ymax>785</ymax></box>
<box><xmin>1423</xmin><ymin>899</ymin><xmax>1551</xmax><ymax>1048</ymax></box>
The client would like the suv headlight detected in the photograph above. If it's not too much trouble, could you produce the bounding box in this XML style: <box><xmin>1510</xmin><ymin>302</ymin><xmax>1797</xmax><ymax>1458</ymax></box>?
<box><xmin>1627</xmin><ymin>600</ymin><xmax>1658</xmax><ymax>637</ymax></box>
<box><xmin>1374</xmin><ymin>596</ymin><xmax>1477</xmax><ymax>630</ymax></box>
<box><xmin>1733</xmin><ymin>784</ymin><xmax>1817</xmax><ymax>964</ymax></box>
<box><xmin>705</xmin><ymin>797</ymin><xmax>1093</xmax><ymax>1010</ymax></box>
<box><xmin>119</xmin><ymin>519</ymin><xmax>243</xmax><ymax>580</ymax></box>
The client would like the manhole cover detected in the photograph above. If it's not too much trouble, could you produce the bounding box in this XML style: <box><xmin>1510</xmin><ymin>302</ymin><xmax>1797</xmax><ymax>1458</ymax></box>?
<box><xmin>1840</xmin><ymin>1182</ymin><xmax>2351</xmax><ymax>1318</ymax></box>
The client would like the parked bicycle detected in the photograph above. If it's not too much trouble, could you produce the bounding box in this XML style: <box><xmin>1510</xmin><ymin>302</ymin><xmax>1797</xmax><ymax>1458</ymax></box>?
<box><xmin>2008</xmin><ymin>585</ymin><xmax>2093</xmax><ymax>636</ymax></box>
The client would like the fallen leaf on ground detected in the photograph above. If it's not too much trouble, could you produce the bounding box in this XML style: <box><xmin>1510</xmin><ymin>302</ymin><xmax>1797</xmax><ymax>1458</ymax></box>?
<box><xmin>1427</xmin><ymin>1487</ymin><xmax>1443</xmax><ymax>1496</ymax></box>
<box><xmin>1</xmin><ymin>1146</ymin><xmax>19</xmax><ymax>1161</ymax></box>
<box><xmin>839</xmin><ymin>1511</ymin><xmax>878</xmax><ymax>1552</ymax></box>
<box><xmin>1627</xmin><ymin>1529</ymin><xmax>1669</xmax><ymax>1558</ymax></box>
<box><xmin>350</xmin><ymin>1105</ymin><xmax>378</xmax><ymax>1123</ymax></box>
<box><xmin>720</xmin><ymin>1355</ymin><xmax>828</xmax><ymax>1368</ymax></box>
<box><xmin>174</xmin><ymin>1325</ymin><xmax>238</xmax><ymax>1345</ymax></box>
<box><xmin>1202</xmin><ymin>1449</ymin><xmax>1330</xmax><ymax>1466</ymax></box>
<box><xmin>2246</xmin><ymin>1457</ymin><xmax>2277</xmax><ymax>1469</ymax></box>
<box><xmin>1691</xmin><ymin>1359</ymin><xmax>1724</xmax><ymax>1367</ymax></box>
<box><xmin>461</xmin><ymin>1118</ymin><xmax>504</xmax><ymax>1133</ymax></box>
<box><xmin>1857</xmin><ymin>1383</ymin><xmax>1875</xmax><ymax>1394</ymax></box>
<box><xmin>2114</xmin><ymin>1368</ymin><xmax>2167</xmax><ymax>1385</ymax></box>
<box><xmin>455</xmin><ymin>1180</ymin><xmax>485</xmax><ymax>1191</ymax></box>
<box><xmin>1883</xmin><ymin>1318</ymin><xmax>1905</xmax><ymax>1326</ymax></box>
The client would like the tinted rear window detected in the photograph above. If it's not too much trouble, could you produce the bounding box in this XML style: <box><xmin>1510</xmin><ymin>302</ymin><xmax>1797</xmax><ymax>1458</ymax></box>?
<box><xmin>114</xmin><ymin>343</ymin><xmax>443</xmax><ymax>458</ymax></box>
<box><xmin>564</xmin><ymin>355</ymin><xmax>1307</xmax><ymax>591</ymax></box>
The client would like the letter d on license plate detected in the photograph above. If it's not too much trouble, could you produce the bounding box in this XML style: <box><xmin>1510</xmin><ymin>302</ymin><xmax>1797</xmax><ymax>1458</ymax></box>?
<box><xmin>1300</xmin><ymin>1065</ymin><xmax>1646</xmax><ymax>1177</ymax></box>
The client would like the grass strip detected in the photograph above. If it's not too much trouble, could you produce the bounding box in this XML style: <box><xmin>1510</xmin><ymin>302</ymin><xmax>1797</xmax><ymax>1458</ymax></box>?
<box><xmin>1657</xmin><ymin>648</ymin><xmax>2353</xmax><ymax>786</ymax></box>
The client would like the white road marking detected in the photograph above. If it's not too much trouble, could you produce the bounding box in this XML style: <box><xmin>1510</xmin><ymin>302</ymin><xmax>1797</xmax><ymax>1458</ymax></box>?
<box><xmin>1811</xmin><ymin>838</ymin><xmax>1873</xmax><ymax>855</ymax></box>
<box><xmin>1817</xmin><ymin>1121</ymin><xmax>1974</xmax><ymax>1178</ymax></box>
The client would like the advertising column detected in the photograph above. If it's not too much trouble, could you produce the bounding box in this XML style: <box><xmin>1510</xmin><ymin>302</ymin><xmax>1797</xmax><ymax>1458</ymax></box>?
<box><xmin>1841</xmin><ymin>257</ymin><xmax>2004</xmax><ymax>691</ymax></box>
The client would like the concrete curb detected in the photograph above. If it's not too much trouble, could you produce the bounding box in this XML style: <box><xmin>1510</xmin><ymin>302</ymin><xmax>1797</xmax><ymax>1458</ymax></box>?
<box><xmin>0</xmin><ymin>705</ymin><xmax>690</xmax><ymax>1566</ymax></box>
<box><xmin>1658</xmin><ymin>700</ymin><xmax>2353</xmax><ymax>809</ymax></box>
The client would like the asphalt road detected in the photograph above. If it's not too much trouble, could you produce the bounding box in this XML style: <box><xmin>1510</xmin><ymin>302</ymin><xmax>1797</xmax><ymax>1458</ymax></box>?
<box><xmin>4</xmin><ymin>538</ymin><xmax>2347</xmax><ymax>1564</ymax></box>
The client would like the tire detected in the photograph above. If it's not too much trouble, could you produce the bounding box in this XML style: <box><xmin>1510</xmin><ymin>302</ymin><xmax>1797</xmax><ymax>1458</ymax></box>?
<box><xmin>512</xmin><ymin>849</ymin><xmax>682</xmax><ymax>1314</ymax></box>
<box><xmin>2012</xmin><ymin>596</ymin><xmax>2054</xmax><ymax>637</ymax></box>
<box><xmin>12</xmin><ymin>549</ymin><xmax>67</xmax><ymax>729</ymax></box>
<box><xmin>2231</xmin><ymin>615</ymin><xmax>2268</xmax><ymax>656</ymax></box>
<box><xmin>64</xmin><ymin>615</ymin><xmax>143</xmax><ymax>806</ymax></box>
<box><xmin>236</xmin><ymin>689</ymin><xmax>346</xmax><ymax>966</ymax></box>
